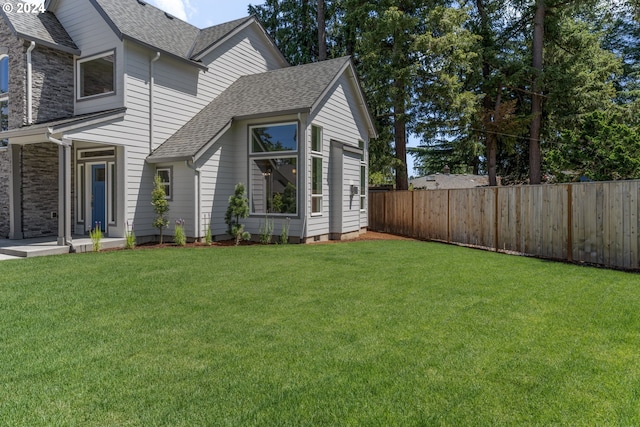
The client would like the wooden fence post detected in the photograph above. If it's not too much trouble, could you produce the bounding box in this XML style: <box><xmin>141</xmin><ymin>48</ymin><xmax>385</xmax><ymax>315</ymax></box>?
<box><xmin>567</xmin><ymin>184</ymin><xmax>573</xmax><ymax>262</ymax></box>
<box><xmin>447</xmin><ymin>189</ymin><xmax>451</xmax><ymax>244</ymax></box>
<box><xmin>494</xmin><ymin>187</ymin><xmax>499</xmax><ymax>252</ymax></box>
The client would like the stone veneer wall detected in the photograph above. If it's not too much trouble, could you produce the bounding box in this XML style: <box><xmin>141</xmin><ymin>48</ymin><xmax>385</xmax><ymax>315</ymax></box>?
<box><xmin>0</xmin><ymin>18</ymin><xmax>24</xmax><ymax>237</ymax></box>
<box><xmin>0</xmin><ymin>149</ymin><xmax>9</xmax><ymax>238</ymax></box>
<box><xmin>21</xmin><ymin>143</ymin><xmax>59</xmax><ymax>238</ymax></box>
<box><xmin>0</xmin><ymin>16</ymin><xmax>75</xmax><ymax>238</ymax></box>
<box><xmin>31</xmin><ymin>46</ymin><xmax>74</xmax><ymax>123</ymax></box>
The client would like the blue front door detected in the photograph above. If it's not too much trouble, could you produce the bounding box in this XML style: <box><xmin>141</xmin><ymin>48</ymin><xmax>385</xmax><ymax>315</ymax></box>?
<box><xmin>91</xmin><ymin>164</ymin><xmax>106</xmax><ymax>232</ymax></box>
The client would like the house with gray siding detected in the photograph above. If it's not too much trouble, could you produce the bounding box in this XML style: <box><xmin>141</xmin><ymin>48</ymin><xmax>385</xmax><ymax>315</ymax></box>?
<box><xmin>0</xmin><ymin>0</ymin><xmax>376</xmax><ymax>245</ymax></box>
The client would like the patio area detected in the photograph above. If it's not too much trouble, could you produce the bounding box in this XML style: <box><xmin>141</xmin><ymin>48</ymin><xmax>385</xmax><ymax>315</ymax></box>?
<box><xmin>0</xmin><ymin>236</ymin><xmax>126</xmax><ymax>260</ymax></box>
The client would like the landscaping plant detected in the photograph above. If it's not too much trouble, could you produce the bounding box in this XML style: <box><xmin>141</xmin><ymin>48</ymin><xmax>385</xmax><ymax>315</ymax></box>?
<box><xmin>174</xmin><ymin>219</ymin><xmax>186</xmax><ymax>246</ymax></box>
<box><xmin>225</xmin><ymin>183</ymin><xmax>251</xmax><ymax>245</ymax></box>
<box><xmin>125</xmin><ymin>220</ymin><xmax>136</xmax><ymax>250</ymax></box>
<box><xmin>259</xmin><ymin>214</ymin><xmax>274</xmax><ymax>244</ymax></box>
<box><xmin>279</xmin><ymin>217</ymin><xmax>290</xmax><ymax>244</ymax></box>
<box><xmin>89</xmin><ymin>222</ymin><xmax>102</xmax><ymax>252</ymax></box>
<box><xmin>151</xmin><ymin>174</ymin><xmax>169</xmax><ymax>244</ymax></box>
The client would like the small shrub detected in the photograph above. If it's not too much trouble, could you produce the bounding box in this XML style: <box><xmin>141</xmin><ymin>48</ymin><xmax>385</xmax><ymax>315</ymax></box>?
<box><xmin>279</xmin><ymin>217</ymin><xmax>290</xmax><ymax>245</ymax></box>
<box><xmin>204</xmin><ymin>225</ymin><xmax>212</xmax><ymax>246</ymax></box>
<box><xmin>89</xmin><ymin>222</ymin><xmax>102</xmax><ymax>252</ymax></box>
<box><xmin>125</xmin><ymin>221</ymin><xmax>136</xmax><ymax>250</ymax></box>
<box><xmin>225</xmin><ymin>183</ymin><xmax>251</xmax><ymax>246</ymax></box>
<box><xmin>174</xmin><ymin>219</ymin><xmax>186</xmax><ymax>246</ymax></box>
<box><xmin>259</xmin><ymin>214</ymin><xmax>274</xmax><ymax>244</ymax></box>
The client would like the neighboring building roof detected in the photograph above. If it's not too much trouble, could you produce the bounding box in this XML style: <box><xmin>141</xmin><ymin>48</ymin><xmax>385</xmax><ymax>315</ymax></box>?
<box><xmin>0</xmin><ymin>8</ymin><xmax>80</xmax><ymax>55</ymax></box>
<box><xmin>90</xmin><ymin>0</ymin><xmax>267</xmax><ymax>67</ymax></box>
<box><xmin>148</xmin><ymin>57</ymin><xmax>364</xmax><ymax>163</ymax></box>
<box><xmin>410</xmin><ymin>174</ymin><xmax>493</xmax><ymax>190</ymax></box>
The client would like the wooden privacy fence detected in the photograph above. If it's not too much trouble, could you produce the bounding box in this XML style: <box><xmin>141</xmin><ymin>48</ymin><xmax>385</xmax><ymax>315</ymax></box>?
<box><xmin>369</xmin><ymin>180</ymin><xmax>640</xmax><ymax>271</ymax></box>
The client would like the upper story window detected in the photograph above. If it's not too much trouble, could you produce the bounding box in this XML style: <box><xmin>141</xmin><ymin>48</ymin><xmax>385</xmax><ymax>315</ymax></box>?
<box><xmin>1</xmin><ymin>54</ymin><xmax>8</xmax><ymax>147</ymax></box>
<box><xmin>251</xmin><ymin>123</ymin><xmax>298</xmax><ymax>153</ymax></box>
<box><xmin>77</xmin><ymin>51</ymin><xmax>115</xmax><ymax>100</ymax></box>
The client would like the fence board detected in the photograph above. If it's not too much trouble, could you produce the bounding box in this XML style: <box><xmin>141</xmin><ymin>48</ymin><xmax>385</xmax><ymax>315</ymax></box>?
<box><xmin>369</xmin><ymin>180</ymin><xmax>640</xmax><ymax>270</ymax></box>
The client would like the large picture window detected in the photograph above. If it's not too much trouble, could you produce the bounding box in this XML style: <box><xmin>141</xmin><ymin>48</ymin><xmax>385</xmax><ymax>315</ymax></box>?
<box><xmin>1</xmin><ymin>54</ymin><xmax>8</xmax><ymax>147</ymax></box>
<box><xmin>249</xmin><ymin>123</ymin><xmax>298</xmax><ymax>215</ymax></box>
<box><xmin>77</xmin><ymin>51</ymin><xmax>115</xmax><ymax>99</ymax></box>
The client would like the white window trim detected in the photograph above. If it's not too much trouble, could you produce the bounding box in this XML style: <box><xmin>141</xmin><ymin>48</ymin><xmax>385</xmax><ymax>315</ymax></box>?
<box><xmin>108</xmin><ymin>162</ymin><xmax>116</xmax><ymax>225</ymax></box>
<box><xmin>156</xmin><ymin>167</ymin><xmax>172</xmax><ymax>201</ymax></box>
<box><xmin>76</xmin><ymin>50</ymin><xmax>116</xmax><ymax>101</ymax></box>
<box><xmin>76</xmin><ymin>164</ymin><xmax>85</xmax><ymax>223</ymax></box>
<box><xmin>359</xmin><ymin>140</ymin><xmax>366</xmax><ymax>212</ymax></box>
<box><xmin>311</xmin><ymin>125</ymin><xmax>323</xmax><ymax>216</ymax></box>
<box><xmin>311</xmin><ymin>124</ymin><xmax>322</xmax><ymax>154</ymax></box>
<box><xmin>248</xmin><ymin>122</ymin><xmax>300</xmax><ymax>217</ymax></box>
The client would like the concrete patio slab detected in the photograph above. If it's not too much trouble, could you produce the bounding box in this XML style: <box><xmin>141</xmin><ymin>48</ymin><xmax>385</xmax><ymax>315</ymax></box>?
<box><xmin>0</xmin><ymin>237</ymin><xmax>126</xmax><ymax>259</ymax></box>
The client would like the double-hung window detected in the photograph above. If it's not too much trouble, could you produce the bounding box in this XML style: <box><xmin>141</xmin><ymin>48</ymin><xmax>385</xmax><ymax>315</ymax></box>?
<box><xmin>1</xmin><ymin>54</ymin><xmax>8</xmax><ymax>147</ymax></box>
<box><xmin>77</xmin><ymin>51</ymin><xmax>115</xmax><ymax>100</ymax></box>
<box><xmin>156</xmin><ymin>167</ymin><xmax>172</xmax><ymax>200</ymax></box>
<box><xmin>249</xmin><ymin>123</ymin><xmax>298</xmax><ymax>215</ymax></box>
<box><xmin>311</xmin><ymin>125</ymin><xmax>323</xmax><ymax>215</ymax></box>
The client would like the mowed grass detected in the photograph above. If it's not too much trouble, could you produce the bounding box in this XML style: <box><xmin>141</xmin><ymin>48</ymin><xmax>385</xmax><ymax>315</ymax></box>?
<box><xmin>1</xmin><ymin>240</ymin><xmax>639</xmax><ymax>426</ymax></box>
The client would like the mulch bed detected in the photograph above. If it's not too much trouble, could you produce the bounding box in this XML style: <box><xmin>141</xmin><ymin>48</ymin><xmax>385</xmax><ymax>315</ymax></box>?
<box><xmin>107</xmin><ymin>231</ymin><xmax>414</xmax><ymax>251</ymax></box>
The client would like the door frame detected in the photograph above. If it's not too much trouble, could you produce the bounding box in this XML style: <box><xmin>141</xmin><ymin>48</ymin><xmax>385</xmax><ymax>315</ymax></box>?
<box><xmin>90</xmin><ymin>163</ymin><xmax>107</xmax><ymax>232</ymax></box>
<box><xmin>76</xmin><ymin>147</ymin><xmax>117</xmax><ymax>235</ymax></box>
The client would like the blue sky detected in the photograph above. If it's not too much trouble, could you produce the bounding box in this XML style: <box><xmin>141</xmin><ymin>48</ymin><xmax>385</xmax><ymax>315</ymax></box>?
<box><xmin>146</xmin><ymin>0</ymin><xmax>253</xmax><ymax>28</ymax></box>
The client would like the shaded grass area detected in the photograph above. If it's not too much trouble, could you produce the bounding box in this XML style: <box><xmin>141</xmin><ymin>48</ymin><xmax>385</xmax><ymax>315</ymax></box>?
<box><xmin>1</xmin><ymin>241</ymin><xmax>639</xmax><ymax>426</ymax></box>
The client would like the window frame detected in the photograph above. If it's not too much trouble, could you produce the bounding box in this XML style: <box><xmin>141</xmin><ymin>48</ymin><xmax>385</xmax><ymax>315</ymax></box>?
<box><xmin>359</xmin><ymin>140</ymin><xmax>366</xmax><ymax>211</ymax></box>
<box><xmin>311</xmin><ymin>125</ymin><xmax>323</xmax><ymax>216</ymax></box>
<box><xmin>248</xmin><ymin>122</ymin><xmax>300</xmax><ymax>216</ymax></box>
<box><xmin>156</xmin><ymin>167</ymin><xmax>172</xmax><ymax>201</ymax></box>
<box><xmin>1</xmin><ymin>54</ymin><xmax>9</xmax><ymax>148</ymax></box>
<box><xmin>76</xmin><ymin>50</ymin><xmax>116</xmax><ymax>101</ymax></box>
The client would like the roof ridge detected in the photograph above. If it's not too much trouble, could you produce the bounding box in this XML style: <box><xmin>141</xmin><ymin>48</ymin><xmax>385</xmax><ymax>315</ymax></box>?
<box><xmin>188</xmin><ymin>16</ymin><xmax>254</xmax><ymax>59</ymax></box>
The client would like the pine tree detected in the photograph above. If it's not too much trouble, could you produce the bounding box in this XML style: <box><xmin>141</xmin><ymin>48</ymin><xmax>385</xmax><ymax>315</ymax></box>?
<box><xmin>225</xmin><ymin>183</ymin><xmax>251</xmax><ymax>246</ymax></box>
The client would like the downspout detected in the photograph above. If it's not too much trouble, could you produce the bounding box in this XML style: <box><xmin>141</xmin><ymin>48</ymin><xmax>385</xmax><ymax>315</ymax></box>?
<box><xmin>149</xmin><ymin>52</ymin><xmax>161</xmax><ymax>154</ymax></box>
<box><xmin>26</xmin><ymin>41</ymin><xmax>36</xmax><ymax>125</ymax></box>
<box><xmin>186</xmin><ymin>159</ymin><xmax>202</xmax><ymax>241</ymax></box>
<box><xmin>47</xmin><ymin>133</ymin><xmax>73</xmax><ymax>250</ymax></box>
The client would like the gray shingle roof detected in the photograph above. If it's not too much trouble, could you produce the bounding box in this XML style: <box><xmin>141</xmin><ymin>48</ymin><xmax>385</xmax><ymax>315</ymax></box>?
<box><xmin>190</xmin><ymin>17</ymin><xmax>254</xmax><ymax>59</ymax></box>
<box><xmin>148</xmin><ymin>57</ymin><xmax>353</xmax><ymax>162</ymax></box>
<box><xmin>91</xmin><ymin>0</ymin><xmax>255</xmax><ymax>64</ymax></box>
<box><xmin>1</xmin><ymin>7</ymin><xmax>79</xmax><ymax>55</ymax></box>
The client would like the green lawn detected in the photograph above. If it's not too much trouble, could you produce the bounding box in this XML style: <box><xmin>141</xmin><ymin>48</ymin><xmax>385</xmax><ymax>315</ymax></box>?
<box><xmin>1</xmin><ymin>240</ymin><xmax>639</xmax><ymax>426</ymax></box>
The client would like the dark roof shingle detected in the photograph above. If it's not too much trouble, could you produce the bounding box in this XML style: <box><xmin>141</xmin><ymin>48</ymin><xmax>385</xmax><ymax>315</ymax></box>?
<box><xmin>1</xmin><ymin>8</ymin><xmax>79</xmax><ymax>54</ymax></box>
<box><xmin>91</xmin><ymin>0</ymin><xmax>256</xmax><ymax>64</ymax></box>
<box><xmin>148</xmin><ymin>57</ymin><xmax>352</xmax><ymax>162</ymax></box>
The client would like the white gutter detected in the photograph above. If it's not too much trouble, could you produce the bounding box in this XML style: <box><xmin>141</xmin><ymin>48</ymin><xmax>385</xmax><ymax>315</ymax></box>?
<box><xmin>26</xmin><ymin>42</ymin><xmax>36</xmax><ymax>125</ymax></box>
<box><xmin>149</xmin><ymin>52</ymin><xmax>161</xmax><ymax>153</ymax></box>
<box><xmin>186</xmin><ymin>159</ymin><xmax>202</xmax><ymax>242</ymax></box>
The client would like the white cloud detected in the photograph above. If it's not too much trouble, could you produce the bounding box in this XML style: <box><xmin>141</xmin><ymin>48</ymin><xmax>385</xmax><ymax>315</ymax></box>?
<box><xmin>148</xmin><ymin>0</ymin><xmax>188</xmax><ymax>21</ymax></box>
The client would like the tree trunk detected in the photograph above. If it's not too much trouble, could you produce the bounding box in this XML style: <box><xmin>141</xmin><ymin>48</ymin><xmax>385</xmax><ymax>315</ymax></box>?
<box><xmin>477</xmin><ymin>0</ymin><xmax>498</xmax><ymax>186</ymax></box>
<box><xmin>529</xmin><ymin>0</ymin><xmax>545</xmax><ymax>185</ymax></box>
<box><xmin>318</xmin><ymin>0</ymin><xmax>327</xmax><ymax>61</ymax></box>
<box><xmin>394</xmin><ymin>80</ymin><xmax>408</xmax><ymax>191</ymax></box>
